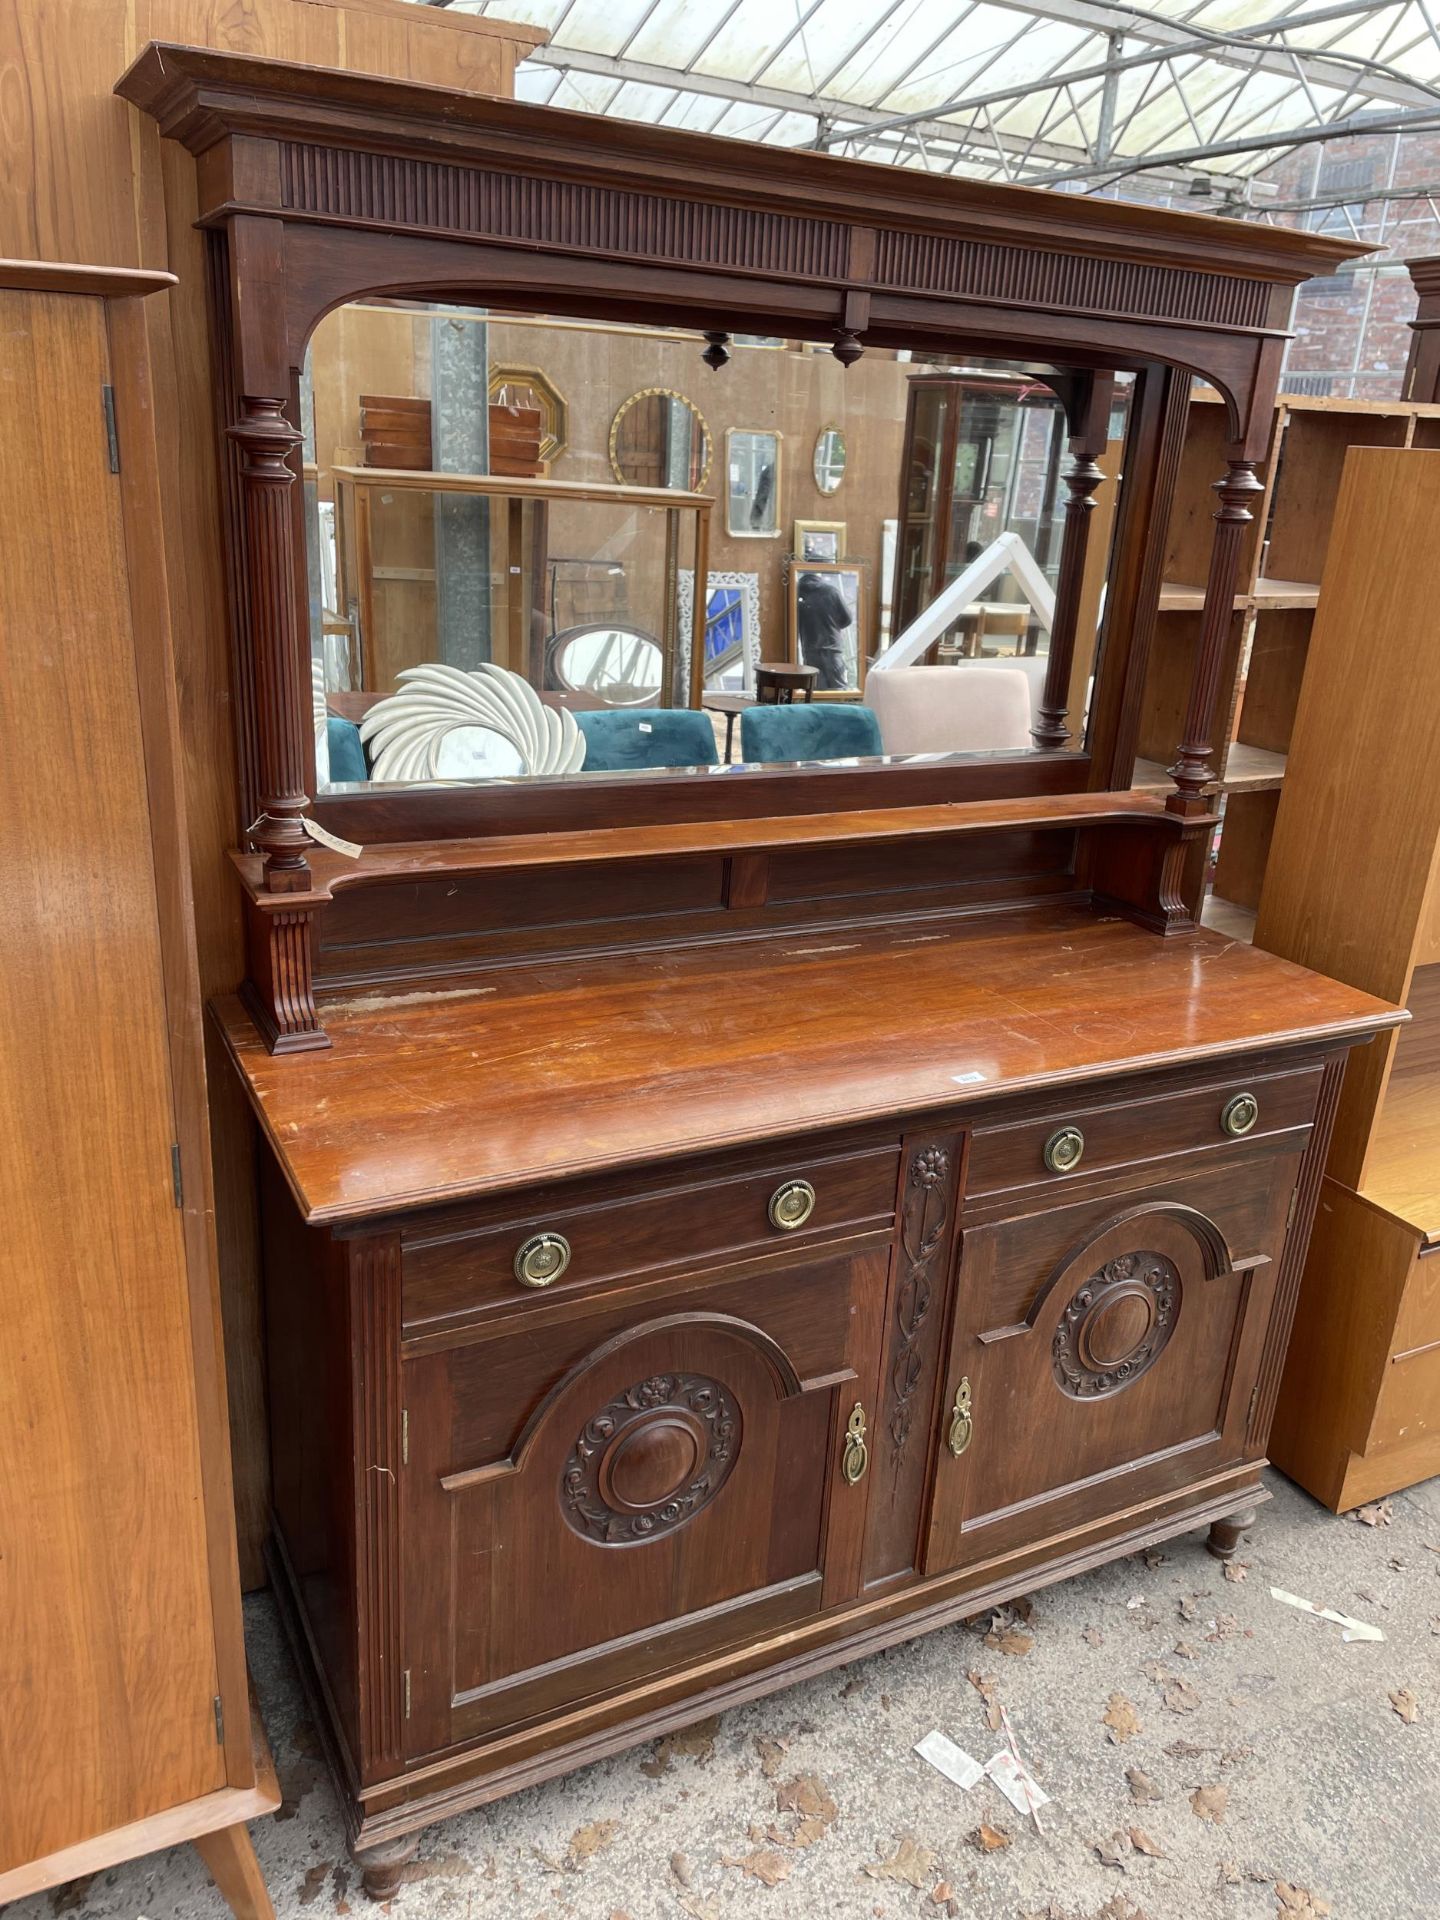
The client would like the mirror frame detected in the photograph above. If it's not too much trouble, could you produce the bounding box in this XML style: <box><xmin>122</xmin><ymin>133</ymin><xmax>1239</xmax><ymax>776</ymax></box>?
<box><xmin>813</xmin><ymin>423</ymin><xmax>847</xmax><ymax>495</ymax></box>
<box><xmin>608</xmin><ymin>387</ymin><xmax>714</xmax><ymax>492</ymax></box>
<box><xmin>723</xmin><ymin>426</ymin><xmax>783</xmax><ymax>540</ymax></box>
<box><xmin>119</xmin><ymin>42</ymin><xmax>1353</xmax><ymax>877</ymax></box>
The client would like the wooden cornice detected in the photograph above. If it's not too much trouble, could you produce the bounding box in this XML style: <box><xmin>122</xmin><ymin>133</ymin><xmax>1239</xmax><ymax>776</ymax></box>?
<box><xmin>116</xmin><ymin>42</ymin><xmax>1364</xmax><ymax>291</ymax></box>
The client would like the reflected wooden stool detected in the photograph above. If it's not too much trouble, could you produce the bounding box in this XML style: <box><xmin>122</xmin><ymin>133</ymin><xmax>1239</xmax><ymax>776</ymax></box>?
<box><xmin>756</xmin><ymin>662</ymin><xmax>818</xmax><ymax>704</ymax></box>
<box><xmin>701</xmin><ymin>692</ymin><xmax>753</xmax><ymax>763</ymax></box>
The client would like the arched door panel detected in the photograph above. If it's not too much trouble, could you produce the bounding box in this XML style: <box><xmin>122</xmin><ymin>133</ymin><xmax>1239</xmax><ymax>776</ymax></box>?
<box><xmin>928</xmin><ymin>1152</ymin><xmax>1301</xmax><ymax>1573</ymax></box>
<box><xmin>403</xmin><ymin>1250</ymin><xmax>886</xmax><ymax>1755</ymax></box>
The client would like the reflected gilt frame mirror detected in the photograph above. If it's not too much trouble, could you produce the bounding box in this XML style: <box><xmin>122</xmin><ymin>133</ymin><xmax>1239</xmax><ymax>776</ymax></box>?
<box><xmin>609</xmin><ymin>388</ymin><xmax>713</xmax><ymax>492</ymax></box>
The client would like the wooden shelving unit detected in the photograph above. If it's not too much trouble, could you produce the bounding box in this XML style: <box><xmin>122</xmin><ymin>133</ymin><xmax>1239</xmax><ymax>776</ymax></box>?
<box><xmin>1255</xmin><ymin>443</ymin><xmax>1440</xmax><ymax>1510</ymax></box>
<box><xmin>1136</xmin><ymin>388</ymin><xmax>1440</xmax><ymax>924</ymax></box>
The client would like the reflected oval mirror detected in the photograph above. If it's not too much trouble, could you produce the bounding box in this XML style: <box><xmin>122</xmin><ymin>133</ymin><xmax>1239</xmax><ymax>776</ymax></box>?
<box><xmin>813</xmin><ymin>425</ymin><xmax>847</xmax><ymax>495</ymax></box>
<box><xmin>609</xmin><ymin>390</ymin><xmax>711</xmax><ymax>491</ymax></box>
<box><xmin>553</xmin><ymin>624</ymin><xmax>665</xmax><ymax>706</ymax></box>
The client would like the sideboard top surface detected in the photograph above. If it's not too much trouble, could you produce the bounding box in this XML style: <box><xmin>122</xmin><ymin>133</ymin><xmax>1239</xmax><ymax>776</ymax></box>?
<box><xmin>215</xmin><ymin>905</ymin><xmax>1400</xmax><ymax>1224</ymax></box>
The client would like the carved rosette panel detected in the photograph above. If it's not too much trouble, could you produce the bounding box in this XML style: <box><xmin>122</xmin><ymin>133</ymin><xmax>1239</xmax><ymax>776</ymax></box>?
<box><xmin>888</xmin><ymin>1145</ymin><xmax>953</xmax><ymax>1458</ymax></box>
<box><xmin>1052</xmin><ymin>1251</ymin><xmax>1181</xmax><ymax>1399</ymax></box>
<box><xmin>561</xmin><ymin>1373</ymin><xmax>740</xmax><ymax>1546</ymax></box>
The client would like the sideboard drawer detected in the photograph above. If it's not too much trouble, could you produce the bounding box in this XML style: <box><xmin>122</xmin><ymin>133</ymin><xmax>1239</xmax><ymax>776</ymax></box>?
<box><xmin>402</xmin><ymin>1140</ymin><xmax>902</xmax><ymax>1333</ymax></box>
<box><xmin>966</xmin><ymin>1064</ymin><xmax>1323</xmax><ymax>1203</ymax></box>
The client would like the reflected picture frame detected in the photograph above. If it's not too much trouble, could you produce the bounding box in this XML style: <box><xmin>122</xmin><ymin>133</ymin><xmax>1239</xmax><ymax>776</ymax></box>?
<box><xmin>784</xmin><ymin>556</ymin><xmax>870</xmax><ymax>696</ymax></box>
<box><xmin>725</xmin><ymin>427</ymin><xmax>783</xmax><ymax>538</ymax></box>
<box><xmin>793</xmin><ymin>520</ymin><xmax>845</xmax><ymax>563</ymax></box>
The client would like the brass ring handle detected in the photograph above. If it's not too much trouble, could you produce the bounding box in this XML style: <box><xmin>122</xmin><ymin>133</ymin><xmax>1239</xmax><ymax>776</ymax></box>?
<box><xmin>948</xmin><ymin>1377</ymin><xmax>973</xmax><ymax>1457</ymax></box>
<box><xmin>513</xmin><ymin>1231</ymin><xmax>572</xmax><ymax>1288</ymax></box>
<box><xmin>1221</xmin><ymin>1092</ymin><xmax>1259</xmax><ymax>1138</ymax></box>
<box><xmin>841</xmin><ymin>1403</ymin><xmax>869</xmax><ymax>1484</ymax></box>
<box><xmin>1043</xmin><ymin>1126</ymin><xmax>1085</xmax><ymax>1175</ymax></box>
<box><xmin>768</xmin><ymin>1179</ymin><xmax>817</xmax><ymax>1231</ymax></box>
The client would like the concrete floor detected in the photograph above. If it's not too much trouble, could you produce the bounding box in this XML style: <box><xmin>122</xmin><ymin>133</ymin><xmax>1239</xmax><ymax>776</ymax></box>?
<box><xmin>12</xmin><ymin>1470</ymin><xmax>1439</xmax><ymax>1920</ymax></box>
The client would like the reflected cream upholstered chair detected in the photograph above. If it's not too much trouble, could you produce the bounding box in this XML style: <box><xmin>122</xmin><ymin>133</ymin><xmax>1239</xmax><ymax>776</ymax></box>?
<box><xmin>866</xmin><ymin>664</ymin><xmax>1033</xmax><ymax>756</ymax></box>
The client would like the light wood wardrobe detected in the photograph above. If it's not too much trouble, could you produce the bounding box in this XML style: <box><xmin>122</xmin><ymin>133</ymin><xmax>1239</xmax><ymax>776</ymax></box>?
<box><xmin>0</xmin><ymin>262</ymin><xmax>275</xmax><ymax>1918</ymax></box>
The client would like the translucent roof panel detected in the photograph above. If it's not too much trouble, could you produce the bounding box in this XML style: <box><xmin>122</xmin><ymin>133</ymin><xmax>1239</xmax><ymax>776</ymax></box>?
<box><xmin>463</xmin><ymin>0</ymin><xmax>1440</xmax><ymax>198</ymax></box>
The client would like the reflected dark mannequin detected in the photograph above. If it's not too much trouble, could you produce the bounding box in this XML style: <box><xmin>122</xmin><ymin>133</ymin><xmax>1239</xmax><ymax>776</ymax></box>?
<box><xmin>797</xmin><ymin>571</ymin><xmax>852</xmax><ymax>690</ymax></box>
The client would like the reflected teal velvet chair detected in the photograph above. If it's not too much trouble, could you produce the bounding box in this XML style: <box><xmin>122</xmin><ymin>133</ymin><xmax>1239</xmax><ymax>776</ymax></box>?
<box><xmin>575</xmin><ymin>708</ymin><xmax>718</xmax><ymax>771</ymax></box>
<box><xmin>740</xmin><ymin>702</ymin><xmax>882</xmax><ymax>764</ymax></box>
<box><xmin>326</xmin><ymin>714</ymin><xmax>369</xmax><ymax>783</ymax></box>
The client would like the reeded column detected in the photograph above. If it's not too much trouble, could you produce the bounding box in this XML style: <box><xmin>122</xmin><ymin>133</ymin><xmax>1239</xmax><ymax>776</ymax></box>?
<box><xmin>1033</xmin><ymin>437</ymin><xmax>1108</xmax><ymax>749</ymax></box>
<box><xmin>1166</xmin><ymin>459</ymin><xmax>1265</xmax><ymax>815</ymax></box>
<box><xmin>227</xmin><ymin>395</ymin><xmax>313</xmax><ymax>892</ymax></box>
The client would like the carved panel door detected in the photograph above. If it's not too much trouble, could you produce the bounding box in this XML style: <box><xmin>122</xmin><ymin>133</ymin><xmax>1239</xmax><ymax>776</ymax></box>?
<box><xmin>401</xmin><ymin>1247</ymin><xmax>887</xmax><ymax>1757</ymax></box>
<box><xmin>927</xmin><ymin>1148</ymin><xmax>1302</xmax><ymax>1574</ymax></box>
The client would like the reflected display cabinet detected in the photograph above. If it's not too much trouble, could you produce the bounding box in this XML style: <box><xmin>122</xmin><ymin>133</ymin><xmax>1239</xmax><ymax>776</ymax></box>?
<box><xmin>118</xmin><ymin>45</ymin><xmax>1402</xmax><ymax>1897</ymax></box>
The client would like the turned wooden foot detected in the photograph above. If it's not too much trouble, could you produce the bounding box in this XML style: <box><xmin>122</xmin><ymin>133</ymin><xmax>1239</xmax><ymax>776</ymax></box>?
<box><xmin>1206</xmin><ymin>1506</ymin><xmax>1257</xmax><ymax>1562</ymax></box>
<box><xmin>193</xmin><ymin>1820</ymin><xmax>275</xmax><ymax>1920</ymax></box>
<box><xmin>353</xmin><ymin>1834</ymin><xmax>420</xmax><ymax>1903</ymax></box>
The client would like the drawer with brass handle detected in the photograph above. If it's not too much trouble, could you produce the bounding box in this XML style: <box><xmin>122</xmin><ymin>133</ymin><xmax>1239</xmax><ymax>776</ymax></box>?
<box><xmin>966</xmin><ymin>1064</ymin><xmax>1322</xmax><ymax>1206</ymax></box>
<box><xmin>402</xmin><ymin>1138</ymin><xmax>901</xmax><ymax>1336</ymax></box>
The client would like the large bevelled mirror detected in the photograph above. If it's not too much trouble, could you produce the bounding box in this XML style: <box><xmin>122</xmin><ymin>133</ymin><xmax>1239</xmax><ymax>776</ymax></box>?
<box><xmin>301</xmin><ymin>302</ymin><xmax>1135</xmax><ymax>792</ymax></box>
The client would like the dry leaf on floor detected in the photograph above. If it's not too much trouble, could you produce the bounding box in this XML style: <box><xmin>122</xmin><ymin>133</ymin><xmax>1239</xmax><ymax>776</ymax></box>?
<box><xmin>1095</xmin><ymin>1832</ymin><xmax>1132</xmax><ymax>1869</ymax></box>
<box><xmin>642</xmin><ymin>1717</ymin><xmax>719</xmax><ymax>1775</ymax></box>
<box><xmin>1389</xmin><ymin>1688</ymin><xmax>1420</xmax><ymax>1724</ymax></box>
<box><xmin>1190</xmin><ymin>1784</ymin><xmax>1229</xmax><ymax>1824</ymax></box>
<box><xmin>1206</xmin><ymin>1614</ymin><xmax>1240</xmax><ymax>1642</ymax></box>
<box><xmin>1127</xmin><ymin>1829</ymin><xmax>1165</xmax><ymax>1858</ymax></box>
<box><xmin>862</xmin><ymin>1835</ymin><xmax>936</xmax><ymax>1888</ymax></box>
<box><xmin>1165</xmin><ymin>1738</ymin><xmax>1206</xmax><ymax>1758</ymax></box>
<box><xmin>1178</xmin><ymin>1595</ymin><xmax>1202</xmax><ymax>1622</ymax></box>
<box><xmin>670</xmin><ymin>1853</ymin><xmax>693</xmax><ymax>1888</ymax></box>
<box><xmin>1104</xmin><ymin>1693</ymin><xmax>1142</xmax><ymax>1743</ymax></box>
<box><xmin>1083</xmin><ymin>1626</ymin><xmax>1105</xmax><ymax>1648</ymax></box>
<box><xmin>723</xmin><ymin>1849</ymin><xmax>792</xmax><ymax>1887</ymax></box>
<box><xmin>1275</xmin><ymin>1884</ymin><xmax>1333</xmax><ymax>1916</ymax></box>
<box><xmin>1174</xmin><ymin>1641</ymin><xmax>1199</xmax><ymax>1660</ymax></box>
<box><xmin>1162</xmin><ymin>1678</ymin><xmax>1202</xmax><ymax>1714</ymax></box>
<box><xmin>296</xmin><ymin>1864</ymin><xmax>331</xmax><ymax>1907</ymax></box>
<box><xmin>566</xmin><ymin>1821</ymin><xmax>619</xmax><ymax>1868</ymax></box>
<box><xmin>1224</xmin><ymin>1561</ymin><xmax>1249</xmax><ymax>1583</ymax></box>
<box><xmin>967</xmin><ymin>1668</ymin><xmax>1005</xmax><ymax>1732</ymax></box>
<box><xmin>970</xmin><ymin>1823</ymin><xmax>1013</xmax><ymax>1852</ymax></box>
<box><xmin>754</xmin><ymin>1735</ymin><xmax>788</xmax><ymax>1779</ymax></box>
<box><xmin>1126</xmin><ymin>1767</ymin><xmax>1162</xmax><ymax>1803</ymax></box>
<box><xmin>1143</xmin><ymin>1550</ymin><xmax>1167</xmax><ymax>1569</ymax></box>
<box><xmin>1353</xmin><ymin>1499</ymin><xmax>1393</xmax><ymax>1527</ymax></box>
<box><xmin>777</xmin><ymin>1774</ymin><xmax>838</xmax><ymax>1823</ymax></box>
<box><xmin>987</xmin><ymin>1625</ymin><xmax>1035</xmax><ymax>1657</ymax></box>
<box><xmin>680</xmin><ymin>1895</ymin><xmax>721</xmax><ymax>1920</ymax></box>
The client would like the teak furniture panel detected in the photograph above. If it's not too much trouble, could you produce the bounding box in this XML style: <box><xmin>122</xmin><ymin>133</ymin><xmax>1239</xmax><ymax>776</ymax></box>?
<box><xmin>0</xmin><ymin>265</ymin><xmax>275</xmax><ymax>1915</ymax></box>
<box><xmin>1258</xmin><ymin>447</ymin><xmax>1440</xmax><ymax>1508</ymax></box>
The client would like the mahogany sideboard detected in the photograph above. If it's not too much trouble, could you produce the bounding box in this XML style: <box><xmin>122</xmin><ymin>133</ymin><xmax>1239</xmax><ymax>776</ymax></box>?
<box><xmin>116</xmin><ymin>43</ymin><xmax>1401</xmax><ymax>1895</ymax></box>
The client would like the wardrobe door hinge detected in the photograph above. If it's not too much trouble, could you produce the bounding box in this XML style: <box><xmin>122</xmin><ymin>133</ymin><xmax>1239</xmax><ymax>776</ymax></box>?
<box><xmin>403</xmin><ymin>1670</ymin><xmax>412</xmax><ymax>1720</ymax></box>
<box><xmin>401</xmin><ymin>1408</ymin><xmax>409</xmax><ymax>1467</ymax></box>
<box><xmin>1247</xmin><ymin>1382</ymin><xmax>1260</xmax><ymax>1430</ymax></box>
<box><xmin>171</xmin><ymin>1143</ymin><xmax>184</xmax><ymax>1209</ymax></box>
<box><xmin>1286</xmin><ymin>1186</ymin><xmax>1300</xmax><ymax>1235</ymax></box>
<box><xmin>213</xmin><ymin>1695</ymin><xmax>225</xmax><ymax>1744</ymax></box>
<box><xmin>101</xmin><ymin>384</ymin><xmax>120</xmax><ymax>473</ymax></box>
